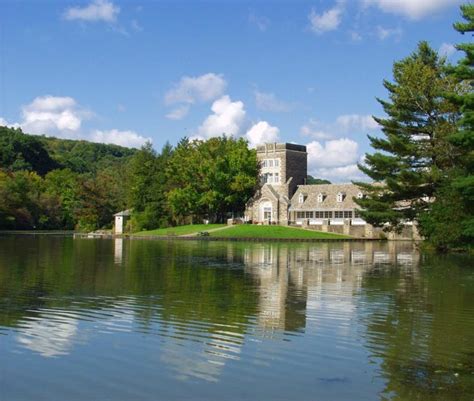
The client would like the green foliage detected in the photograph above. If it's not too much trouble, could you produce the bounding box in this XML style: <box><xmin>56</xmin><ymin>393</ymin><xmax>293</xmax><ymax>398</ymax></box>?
<box><xmin>355</xmin><ymin>41</ymin><xmax>461</xmax><ymax>232</ymax></box>
<box><xmin>0</xmin><ymin>126</ymin><xmax>58</xmax><ymax>175</ymax></box>
<box><xmin>165</xmin><ymin>136</ymin><xmax>259</xmax><ymax>223</ymax></box>
<box><xmin>307</xmin><ymin>175</ymin><xmax>331</xmax><ymax>185</ymax></box>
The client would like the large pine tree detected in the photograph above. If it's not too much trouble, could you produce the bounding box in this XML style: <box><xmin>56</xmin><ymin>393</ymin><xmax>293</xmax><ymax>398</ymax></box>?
<box><xmin>420</xmin><ymin>4</ymin><xmax>474</xmax><ymax>249</ymax></box>
<box><xmin>355</xmin><ymin>41</ymin><xmax>461</xmax><ymax>231</ymax></box>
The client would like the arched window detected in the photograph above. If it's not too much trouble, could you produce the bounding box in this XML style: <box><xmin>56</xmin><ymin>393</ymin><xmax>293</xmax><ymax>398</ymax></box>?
<box><xmin>317</xmin><ymin>193</ymin><xmax>325</xmax><ymax>202</ymax></box>
<box><xmin>299</xmin><ymin>193</ymin><xmax>307</xmax><ymax>203</ymax></box>
<box><xmin>337</xmin><ymin>192</ymin><xmax>345</xmax><ymax>202</ymax></box>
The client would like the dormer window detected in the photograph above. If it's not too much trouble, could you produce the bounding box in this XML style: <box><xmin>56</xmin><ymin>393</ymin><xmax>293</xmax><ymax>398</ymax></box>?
<box><xmin>357</xmin><ymin>192</ymin><xmax>364</xmax><ymax>199</ymax></box>
<box><xmin>336</xmin><ymin>192</ymin><xmax>346</xmax><ymax>202</ymax></box>
<box><xmin>317</xmin><ymin>193</ymin><xmax>326</xmax><ymax>203</ymax></box>
<box><xmin>299</xmin><ymin>193</ymin><xmax>307</xmax><ymax>203</ymax></box>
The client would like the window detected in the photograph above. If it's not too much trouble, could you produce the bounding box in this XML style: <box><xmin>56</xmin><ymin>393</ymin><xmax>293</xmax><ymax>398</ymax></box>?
<box><xmin>274</xmin><ymin>159</ymin><xmax>280</xmax><ymax>167</ymax></box>
<box><xmin>263</xmin><ymin>207</ymin><xmax>272</xmax><ymax>221</ymax></box>
<box><xmin>324</xmin><ymin>211</ymin><xmax>333</xmax><ymax>218</ymax></box>
<box><xmin>344</xmin><ymin>211</ymin><xmax>353</xmax><ymax>218</ymax></box>
<box><xmin>315</xmin><ymin>211</ymin><xmax>324</xmax><ymax>218</ymax></box>
<box><xmin>298</xmin><ymin>193</ymin><xmax>307</xmax><ymax>203</ymax></box>
<box><xmin>337</xmin><ymin>192</ymin><xmax>345</xmax><ymax>202</ymax></box>
<box><xmin>317</xmin><ymin>193</ymin><xmax>325</xmax><ymax>203</ymax></box>
<box><xmin>269</xmin><ymin>159</ymin><xmax>273</xmax><ymax>167</ymax></box>
<box><xmin>274</xmin><ymin>173</ymin><xmax>279</xmax><ymax>183</ymax></box>
<box><xmin>335</xmin><ymin>211</ymin><xmax>344</xmax><ymax>218</ymax></box>
<box><xmin>357</xmin><ymin>192</ymin><xmax>364</xmax><ymax>199</ymax></box>
<box><xmin>354</xmin><ymin>210</ymin><xmax>361</xmax><ymax>218</ymax></box>
<box><xmin>305</xmin><ymin>211</ymin><xmax>313</xmax><ymax>218</ymax></box>
<box><xmin>262</xmin><ymin>160</ymin><xmax>267</xmax><ymax>168</ymax></box>
<box><xmin>296</xmin><ymin>211</ymin><xmax>305</xmax><ymax>219</ymax></box>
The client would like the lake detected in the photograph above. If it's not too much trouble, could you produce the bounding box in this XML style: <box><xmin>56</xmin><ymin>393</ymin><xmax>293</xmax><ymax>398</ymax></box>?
<box><xmin>1</xmin><ymin>235</ymin><xmax>473</xmax><ymax>401</ymax></box>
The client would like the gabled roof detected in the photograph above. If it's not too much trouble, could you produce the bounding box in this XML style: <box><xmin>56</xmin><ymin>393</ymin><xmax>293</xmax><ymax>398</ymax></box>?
<box><xmin>289</xmin><ymin>183</ymin><xmax>363</xmax><ymax>210</ymax></box>
<box><xmin>114</xmin><ymin>209</ymin><xmax>132</xmax><ymax>217</ymax></box>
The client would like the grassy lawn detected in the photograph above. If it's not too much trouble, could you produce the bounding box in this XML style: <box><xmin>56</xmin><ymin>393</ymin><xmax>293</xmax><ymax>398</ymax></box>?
<box><xmin>209</xmin><ymin>225</ymin><xmax>350</xmax><ymax>239</ymax></box>
<box><xmin>134</xmin><ymin>224</ymin><xmax>225</xmax><ymax>236</ymax></box>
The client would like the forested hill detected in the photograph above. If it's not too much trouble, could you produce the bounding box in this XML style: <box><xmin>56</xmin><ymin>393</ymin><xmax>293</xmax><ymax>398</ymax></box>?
<box><xmin>0</xmin><ymin>126</ymin><xmax>136</xmax><ymax>175</ymax></box>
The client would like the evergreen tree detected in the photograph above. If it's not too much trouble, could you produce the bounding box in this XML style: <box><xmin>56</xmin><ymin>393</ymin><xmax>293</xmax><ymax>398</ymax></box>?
<box><xmin>421</xmin><ymin>4</ymin><xmax>474</xmax><ymax>249</ymax></box>
<box><xmin>355</xmin><ymin>42</ymin><xmax>461</xmax><ymax>230</ymax></box>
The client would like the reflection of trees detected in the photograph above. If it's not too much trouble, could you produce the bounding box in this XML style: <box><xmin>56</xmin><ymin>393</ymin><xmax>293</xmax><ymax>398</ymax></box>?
<box><xmin>359</xmin><ymin>253</ymin><xmax>474</xmax><ymax>401</ymax></box>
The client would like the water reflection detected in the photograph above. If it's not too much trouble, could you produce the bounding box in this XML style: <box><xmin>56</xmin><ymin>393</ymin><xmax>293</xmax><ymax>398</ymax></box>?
<box><xmin>1</xmin><ymin>236</ymin><xmax>473</xmax><ymax>401</ymax></box>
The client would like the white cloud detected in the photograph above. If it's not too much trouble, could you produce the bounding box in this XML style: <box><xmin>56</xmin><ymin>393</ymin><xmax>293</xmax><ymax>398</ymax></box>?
<box><xmin>376</xmin><ymin>26</ymin><xmax>403</xmax><ymax>41</ymax></box>
<box><xmin>249</xmin><ymin>12</ymin><xmax>270</xmax><ymax>31</ymax></box>
<box><xmin>307</xmin><ymin>138</ymin><xmax>359</xmax><ymax>168</ymax></box>
<box><xmin>362</xmin><ymin>0</ymin><xmax>461</xmax><ymax>20</ymax></box>
<box><xmin>90</xmin><ymin>129</ymin><xmax>150</xmax><ymax>148</ymax></box>
<box><xmin>63</xmin><ymin>0</ymin><xmax>120</xmax><ymax>23</ymax></box>
<box><xmin>309</xmin><ymin>1</ymin><xmax>345</xmax><ymax>34</ymax></box>
<box><xmin>313</xmin><ymin>164</ymin><xmax>366</xmax><ymax>182</ymax></box>
<box><xmin>255</xmin><ymin>91</ymin><xmax>292</xmax><ymax>112</ymax></box>
<box><xmin>197</xmin><ymin>95</ymin><xmax>246</xmax><ymax>138</ymax></box>
<box><xmin>165</xmin><ymin>105</ymin><xmax>190</xmax><ymax>120</ymax></box>
<box><xmin>307</xmin><ymin>140</ymin><xmax>366</xmax><ymax>182</ymax></box>
<box><xmin>439</xmin><ymin>42</ymin><xmax>456</xmax><ymax>58</ymax></box>
<box><xmin>20</xmin><ymin>95</ymin><xmax>88</xmax><ymax>137</ymax></box>
<box><xmin>300</xmin><ymin>119</ymin><xmax>333</xmax><ymax>140</ymax></box>
<box><xmin>165</xmin><ymin>73</ymin><xmax>227</xmax><ymax>105</ymax></box>
<box><xmin>335</xmin><ymin>114</ymin><xmax>379</xmax><ymax>131</ymax></box>
<box><xmin>245</xmin><ymin>121</ymin><xmax>280</xmax><ymax>148</ymax></box>
<box><xmin>0</xmin><ymin>117</ymin><xmax>9</xmax><ymax>126</ymax></box>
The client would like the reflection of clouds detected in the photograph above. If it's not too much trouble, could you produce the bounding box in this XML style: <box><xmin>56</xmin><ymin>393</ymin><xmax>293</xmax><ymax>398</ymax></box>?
<box><xmin>15</xmin><ymin>301</ymin><xmax>136</xmax><ymax>358</ymax></box>
<box><xmin>160</xmin><ymin>328</ymin><xmax>243</xmax><ymax>382</ymax></box>
<box><xmin>16</xmin><ymin>312</ymin><xmax>78</xmax><ymax>357</ymax></box>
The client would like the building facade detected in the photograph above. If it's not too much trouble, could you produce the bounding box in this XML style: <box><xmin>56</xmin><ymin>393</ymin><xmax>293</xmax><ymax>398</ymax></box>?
<box><xmin>245</xmin><ymin>142</ymin><xmax>420</xmax><ymax>240</ymax></box>
<box><xmin>245</xmin><ymin>143</ymin><xmax>307</xmax><ymax>225</ymax></box>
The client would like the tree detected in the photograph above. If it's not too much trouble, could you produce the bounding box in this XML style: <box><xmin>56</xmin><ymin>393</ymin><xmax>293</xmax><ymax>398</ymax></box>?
<box><xmin>166</xmin><ymin>136</ymin><xmax>259</xmax><ymax>224</ymax></box>
<box><xmin>419</xmin><ymin>4</ymin><xmax>474</xmax><ymax>250</ymax></box>
<box><xmin>355</xmin><ymin>42</ymin><xmax>461</xmax><ymax>231</ymax></box>
<box><xmin>307</xmin><ymin>175</ymin><xmax>331</xmax><ymax>185</ymax></box>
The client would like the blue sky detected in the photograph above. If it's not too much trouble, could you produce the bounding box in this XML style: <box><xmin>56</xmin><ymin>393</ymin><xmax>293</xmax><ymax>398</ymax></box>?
<box><xmin>0</xmin><ymin>0</ymin><xmax>466</xmax><ymax>181</ymax></box>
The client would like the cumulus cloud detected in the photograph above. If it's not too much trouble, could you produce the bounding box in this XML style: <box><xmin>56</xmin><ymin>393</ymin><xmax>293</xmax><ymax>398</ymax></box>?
<box><xmin>20</xmin><ymin>95</ymin><xmax>89</xmax><ymax>137</ymax></box>
<box><xmin>335</xmin><ymin>114</ymin><xmax>379</xmax><ymax>131</ymax></box>
<box><xmin>439</xmin><ymin>42</ymin><xmax>456</xmax><ymax>58</ymax></box>
<box><xmin>245</xmin><ymin>121</ymin><xmax>280</xmax><ymax>148</ymax></box>
<box><xmin>313</xmin><ymin>164</ymin><xmax>366</xmax><ymax>182</ymax></box>
<box><xmin>362</xmin><ymin>0</ymin><xmax>461</xmax><ymax>20</ymax></box>
<box><xmin>165</xmin><ymin>73</ymin><xmax>227</xmax><ymax>105</ymax></box>
<box><xmin>307</xmin><ymin>138</ymin><xmax>359</xmax><ymax>169</ymax></box>
<box><xmin>306</xmin><ymin>139</ymin><xmax>367</xmax><ymax>182</ymax></box>
<box><xmin>5</xmin><ymin>95</ymin><xmax>149</xmax><ymax>148</ymax></box>
<box><xmin>300</xmin><ymin>119</ymin><xmax>333</xmax><ymax>140</ymax></box>
<box><xmin>63</xmin><ymin>0</ymin><xmax>120</xmax><ymax>23</ymax></box>
<box><xmin>376</xmin><ymin>26</ymin><xmax>403</xmax><ymax>41</ymax></box>
<box><xmin>165</xmin><ymin>105</ymin><xmax>190</xmax><ymax>120</ymax></box>
<box><xmin>90</xmin><ymin>129</ymin><xmax>150</xmax><ymax>148</ymax></box>
<box><xmin>255</xmin><ymin>91</ymin><xmax>292</xmax><ymax>112</ymax></box>
<box><xmin>309</xmin><ymin>1</ymin><xmax>345</xmax><ymax>34</ymax></box>
<box><xmin>197</xmin><ymin>95</ymin><xmax>246</xmax><ymax>138</ymax></box>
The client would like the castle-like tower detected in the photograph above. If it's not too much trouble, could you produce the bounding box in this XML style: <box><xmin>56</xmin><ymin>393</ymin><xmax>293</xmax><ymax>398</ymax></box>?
<box><xmin>245</xmin><ymin>143</ymin><xmax>307</xmax><ymax>224</ymax></box>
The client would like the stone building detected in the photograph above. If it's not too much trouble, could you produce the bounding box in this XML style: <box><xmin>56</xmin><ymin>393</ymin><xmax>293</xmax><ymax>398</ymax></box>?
<box><xmin>245</xmin><ymin>143</ymin><xmax>307</xmax><ymax>225</ymax></box>
<box><xmin>244</xmin><ymin>142</ymin><xmax>420</xmax><ymax>240</ymax></box>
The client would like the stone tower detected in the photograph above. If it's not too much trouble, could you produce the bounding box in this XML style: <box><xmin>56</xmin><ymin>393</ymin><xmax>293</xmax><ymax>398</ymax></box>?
<box><xmin>245</xmin><ymin>143</ymin><xmax>307</xmax><ymax>224</ymax></box>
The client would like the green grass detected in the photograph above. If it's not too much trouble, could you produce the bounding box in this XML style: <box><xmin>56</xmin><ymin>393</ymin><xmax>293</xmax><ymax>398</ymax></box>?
<box><xmin>209</xmin><ymin>225</ymin><xmax>350</xmax><ymax>239</ymax></box>
<box><xmin>134</xmin><ymin>224</ymin><xmax>225</xmax><ymax>236</ymax></box>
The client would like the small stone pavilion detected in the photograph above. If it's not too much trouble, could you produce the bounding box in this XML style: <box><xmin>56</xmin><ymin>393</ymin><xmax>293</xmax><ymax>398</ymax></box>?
<box><xmin>114</xmin><ymin>209</ymin><xmax>132</xmax><ymax>234</ymax></box>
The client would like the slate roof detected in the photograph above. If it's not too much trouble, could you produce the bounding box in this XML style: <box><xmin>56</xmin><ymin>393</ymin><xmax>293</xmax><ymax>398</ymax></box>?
<box><xmin>289</xmin><ymin>183</ymin><xmax>364</xmax><ymax>211</ymax></box>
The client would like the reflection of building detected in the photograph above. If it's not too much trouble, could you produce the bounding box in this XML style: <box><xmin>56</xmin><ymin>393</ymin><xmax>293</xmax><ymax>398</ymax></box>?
<box><xmin>242</xmin><ymin>242</ymin><xmax>420</xmax><ymax>336</ymax></box>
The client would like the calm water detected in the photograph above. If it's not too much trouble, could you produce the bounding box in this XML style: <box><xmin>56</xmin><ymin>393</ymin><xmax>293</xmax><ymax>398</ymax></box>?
<box><xmin>1</xmin><ymin>236</ymin><xmax>474</xmax><ymax>401</ymax></box>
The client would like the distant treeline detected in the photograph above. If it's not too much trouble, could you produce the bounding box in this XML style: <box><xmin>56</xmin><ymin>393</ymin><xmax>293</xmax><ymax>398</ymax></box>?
<box><xmin>0</xmin><ymin>128</ymin><xmax>262</xmax><ymax>231</ymax></box>
<box><xmin>0</xmin><ymin>127</ymin><xmax>135</xmax><ymax>231</ymax></box>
